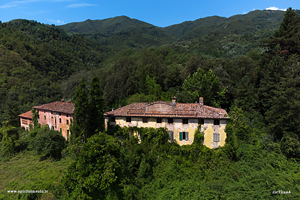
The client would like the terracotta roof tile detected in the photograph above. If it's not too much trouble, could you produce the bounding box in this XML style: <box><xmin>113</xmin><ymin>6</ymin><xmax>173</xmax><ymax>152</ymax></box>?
<box><xmin>33</xmin><ymin>101</ymin><xmax>74</xmax><ymax>114</ymax></box>
<box><xmin>104</xmin><ymin>101</ymin><xmax>229</xmax><ymax>119</ymax></box>
<box><xmin>19</xmin><ymin>110</ymin><xmax>33</xmax><ymax>119</ymax></box>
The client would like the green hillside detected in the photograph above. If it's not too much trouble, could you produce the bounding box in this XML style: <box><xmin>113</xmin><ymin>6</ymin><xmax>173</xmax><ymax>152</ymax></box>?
<box><xmin>59</xmin><ymin>10</ymin><xmax>300</xmax><ymax>57</ymax></box>
<box><xmin>60</xmin><ymin>16</ymin><xmax>174</xmax><ymax>50</ymax></box>
<box><xmin>1</xmin><ymin>8</ymin><xmax>300</xmax><ymax>200</ymax></box>
<box><xmin>0</xmin><ymin>19</ymin><xmax>109</xmax><ymax>125</ymax></box>
<box><xmin>60</xmin><ymin>16</ymin><xmax>148</xmax><ymax>36</ymax></box>
<box><xmin>164</xmin><ymin>10</ymin><xmax>286</xmax><ymax>39</ymax></box>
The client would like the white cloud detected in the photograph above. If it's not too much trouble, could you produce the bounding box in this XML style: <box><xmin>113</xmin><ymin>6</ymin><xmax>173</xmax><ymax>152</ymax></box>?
<box><xmin>266</xmin><ymin>7</ymin><xmax>287</xmax><ymax>11</ymax></box>
<box><xmin>66</xmin><ymin>3</ymin><xmax>97</xmax><ymax>8</ymax></box>
<box><xmin>0</xmin><ymin>0</ymin><xmax>41</xmax><ymax>9</ymax></box>
<box><xmin>0</xmin><ymin>0</ymin><xmax>76</xmax><ymax>9</ymax></box>
<box><xmin>47</xmin><ymin>18</ymin><xmax>65</xmax><ymax>24</ymax></box>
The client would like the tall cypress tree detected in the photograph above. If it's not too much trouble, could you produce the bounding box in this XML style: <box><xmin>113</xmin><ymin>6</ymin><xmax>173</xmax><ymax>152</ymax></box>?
<box><xmin>70</xmin><ymin>77</ymin><xmax>105</xmax><ymax>145</ymax></box>
<box><xmin>88</xmin><ymin>77</ymin><xmax>105</xmax><ymax>137</ymax></box>
<box><xmin>70</xmin><ymin>78</ymin><xmax>89</xmax><ymax>144</ymax></box>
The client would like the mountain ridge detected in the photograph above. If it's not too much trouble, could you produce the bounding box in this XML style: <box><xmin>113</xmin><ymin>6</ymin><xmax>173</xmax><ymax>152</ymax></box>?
<box><xmin>60</xmin><ymin>10</ymin><xmax>299</xmax><ymax>43</ymax></box>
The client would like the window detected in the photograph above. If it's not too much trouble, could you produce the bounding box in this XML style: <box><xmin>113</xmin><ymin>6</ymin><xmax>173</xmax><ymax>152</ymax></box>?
<box><xmin>213</xmin><ymin>133</ymin><xmax>220</xmax><ymax>142</ymax></box>
<box><xmin>67</xmin><ymin>130</ymin><xmax>70</xmax><ymax>140</ymax></box>
<box><xmin>179</xmin><ymin>132</ymin><xmax>189</xmax><ymax>141</ymax></box>
<box><xmin>111</xmin><ymin>117</ymin><xmax>116</xmax><ymax>122</ymax></box>
<box><xmin>168</xmin><ymin>131</ymin><xmax>174</xmax><ymax>140</ymax></box>
<box><xmin>143</xmin><ymin>117</ymin><xmax>148</xmax><ymax>123</ymax></box>
<box><xmin>60</xmin><ymin>128</ymin><xmax>62</xmax><ymax>133</ymax></box>
<box><xmin>67</xmin><ymin>114</ymin><xmax>69</xmax><ymax>117</ymax></box>
<box><xmin>51</xmin><ymin>116</ymin><xmax>53</xmax><ymax>121</ymax></box>
<box><xmin>126</xmin><ymin>117</ymin><xmax>131</xmax><ymax>122</ymax></box>
<box><xmin>52</xmin><ymin>126</ymin><xmax>54</xmax><ymax>130</ymax></box>
<box><xmin>214</xmin><ymin>119</ymin><xmax>220</xmax><ymax>125</ymax></box>
<box><xmin>59</xmin><ymin>118</ymin><xmax>61</xmax><ymax>123</ymax></box>
<box><xmin>59</xmin><ymin>112</ymin><xmax>61</xmax><ymax>116</ymax></box>
<box><xmin>66</xmin><ymin>119</ymin><xmax>69</xmax><ymax>125</ymax></box>
<box><xmin>44</xmin><ymin>116</ymin><xmax>46</xmax><ymax>121</ymax></box>
<box><xmin>182</xmin><ymin>118</ymin><xmax>188</xmax><ymax>124</ymax></box>
<box><xmin>157</xmin><ymin>118</ymin><xmax>162</xmax><ymax>123</ymax></box>
<box><xmin>168</xmin><ymin>118</ymin><xmax>173</xmax><ymax>124</ymax></box>
<box><xmin>22</xmin><ymin>119</ymin><xmax>28</xmax><ymax>125</ymax></box>
<box><xmin>198</xmin><ymin>119</ymin><xmax>204</xmax><ymax>124</ymax></box>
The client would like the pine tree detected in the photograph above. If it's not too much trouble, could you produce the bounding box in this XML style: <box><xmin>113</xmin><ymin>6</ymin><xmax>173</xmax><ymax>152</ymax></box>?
<box><xmin>259</xmin><ymin>8</ymin><xmax>300</xmax><ymax>116</ymax></box>
<box><xmin>266</xmin><ymin>55</ymin><xmax>300</xmax><ymax>140</ymax></box>
<box><xmin>262</xmin><ymin>7</ymin><xmax>300</xmax><ymax>60</ymax></box>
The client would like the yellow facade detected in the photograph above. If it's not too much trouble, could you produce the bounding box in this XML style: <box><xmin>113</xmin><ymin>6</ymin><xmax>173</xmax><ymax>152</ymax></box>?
<box><xmin>105</xmin><ymin>116</ymin><xmax>227</xmax><ymax>148</ymax></box>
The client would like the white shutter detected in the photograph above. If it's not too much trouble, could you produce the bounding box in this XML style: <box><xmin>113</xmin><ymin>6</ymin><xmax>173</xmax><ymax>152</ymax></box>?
<box><xmin>186</xmin><ymin>132</ymin><xmax>189</xmax><ymax>141</ymax></box>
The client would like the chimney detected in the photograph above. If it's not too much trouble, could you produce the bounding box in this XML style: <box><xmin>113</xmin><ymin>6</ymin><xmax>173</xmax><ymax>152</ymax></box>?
<box><xmin>172</xmin><ymin>96</ymin><xmax>177</xmax><ymax>105</ymax></box>
<box><xmin>119</xmin><ymin>105</ymin><xmax>121</xmax><ymax>109</ymax></box>
<box><xmin>67</xmin><ymin>100</ymin><xmax>72</xmax><ymax>103</ymax></box>
<box><xmin>61</xmin><ymin>99</ymin><xmax>64</xmax><ymax>102</ymax></box>
<box><xmin>199</xmin><ymin>97</ymin><xmax>204</xmax><ymax>105</ymax></box>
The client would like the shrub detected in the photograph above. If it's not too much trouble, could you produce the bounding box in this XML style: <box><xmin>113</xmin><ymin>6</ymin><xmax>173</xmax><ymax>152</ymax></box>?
<box><xmin>31</xmin><ymin>126</ymin><xmax>67</xmax><ymax>160</ymax></box>
<box><xmin>0</xmin><ymin>121</ymin><xmax>19</xmax><ymax>156</ymax></box>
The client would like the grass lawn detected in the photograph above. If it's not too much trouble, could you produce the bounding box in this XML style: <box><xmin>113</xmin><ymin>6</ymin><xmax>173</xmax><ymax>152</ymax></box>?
<box><xmin>0</xmin><ymin>151</ymin><xmax>72</xmax><ymax>200</ymax></box>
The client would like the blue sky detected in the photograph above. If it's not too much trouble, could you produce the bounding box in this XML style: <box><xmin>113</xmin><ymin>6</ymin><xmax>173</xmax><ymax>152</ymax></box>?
<box><xmin>0</xmin><ymin>0</ymin><xmax>299</xmax><ymax>27</ymax></box>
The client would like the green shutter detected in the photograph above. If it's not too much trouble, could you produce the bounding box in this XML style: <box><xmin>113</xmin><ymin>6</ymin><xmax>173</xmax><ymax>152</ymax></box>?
<box><xmin>179</xmin><ymin>132</ymin><xmax>182</xmax><ymax>141</ymax></box>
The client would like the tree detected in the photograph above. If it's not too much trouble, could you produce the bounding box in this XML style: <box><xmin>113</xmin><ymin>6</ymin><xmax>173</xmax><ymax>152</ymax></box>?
<box><xmin>258</xmin><ymin>8</ymin><xmax>300</xmax><ymax>141</ymax></box>
<box><xmin>177</xmin><ymin>68</ymin><xmax>226</xmax><ymax>107</ymax></box>
<box><xmin>59</xmin><ymin>133</ymin><xmax>124</xmax><ymax>199</ymax></box>
<box><xmin>0</xmin><ymin>121</ymin><xmax>19</xmax><ymax>156</ymax></box>
<box><xmin>5</xmin><ymin>91</ymin><xmax>20</xmax><ymax>127</ymax></box>
<box><xmin>70</xmin><ymin>78</ymin><xmax>89</xmax><ymax>144</ymax></box>
<box><xmin>280</xmin><ymin>134</ymin><xmax>300</xmax><ymax>159</ymax></box>
<box><xmin>262</xmin><ymin>8</ymin><xmax>300</xmax><ymax>60</ymax></box>
<box><xmin>265</xmin><ymin>55</ymin><xmax>300</xmax><ymax>141</ymax></box>
<box><xmin>71</xmin><ymin>77</ymin><xmax>106</xmax><ymax>146</ymax></box>
<box><xmin>31</xmin><ymin>126</ymin><xmax>67</xmax><ymax>160</ymax></box>
<box><xmin>88</xmin><ymin>77</ymin><xmax>105</xmax><ymax>136</ymax></box>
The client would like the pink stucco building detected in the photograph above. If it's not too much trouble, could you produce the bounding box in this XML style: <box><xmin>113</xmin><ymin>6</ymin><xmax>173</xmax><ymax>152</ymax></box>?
<box><xmin>19</xmin><ymin>99</ymin><xmax>74</xmax><ymax>139</ymax></box>
<box><xmin>19</xmin><ymin>110</ymin><xmax>33</xmax><ymax>131</ymax></box>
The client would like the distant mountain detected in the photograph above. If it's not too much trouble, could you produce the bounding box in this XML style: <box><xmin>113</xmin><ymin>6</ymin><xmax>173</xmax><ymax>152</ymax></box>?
<box><xmin>164</xmin><ymin>10</ymin><xmax>287</xmax><ymax>39</ymax></box>
<box><xmin>60</xmin><ymin>16</ymin><xmax>174</xmax><ymax>50</ymax></box>
<box><xmin>60</xmin><ymin>16</ymin><xmax>147</xmax><ymax>36</ymax></box>
<box><xmin>59</xmin><ymin>10</ymin><xmax>300</xmax><ymax>52</ymax></box>
<box><xmin>164</xmin><ymin>16</ymin><xmax>228</xmax><ymax>39</ymax></box>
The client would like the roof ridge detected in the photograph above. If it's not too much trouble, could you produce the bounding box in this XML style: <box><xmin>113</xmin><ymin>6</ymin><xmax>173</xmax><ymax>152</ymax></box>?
<box><xmin>104</xmin><ymin>101</ymin><xmax>229</xmax><ymax>119</ymax></box>
<box><xmin>202</xmin><ymin>105</ymin><xmax>225</xmax><ymax>115</ymax></box>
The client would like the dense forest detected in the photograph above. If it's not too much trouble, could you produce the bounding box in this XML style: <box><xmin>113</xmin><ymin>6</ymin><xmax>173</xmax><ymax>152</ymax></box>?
<box><xmin>0</xmin><ymin>8</ymin><xmax>300</xmax><ymax>199</ymax></box>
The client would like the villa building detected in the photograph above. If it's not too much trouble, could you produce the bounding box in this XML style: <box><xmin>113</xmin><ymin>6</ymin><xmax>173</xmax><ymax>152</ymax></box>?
<box><xmin>104</xmin><ymin>97</ymin><xmax>230</xmax><ymax>149</ymax></box>
<box><xmin>19</xmin><ymin>97</ymin><xmax>229</xmax><ymax>148</ymax></box>
<box><xmin>19</xmin><ymin>99</ymin><xmax>74</xmax><ymax>139</ymax></box>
